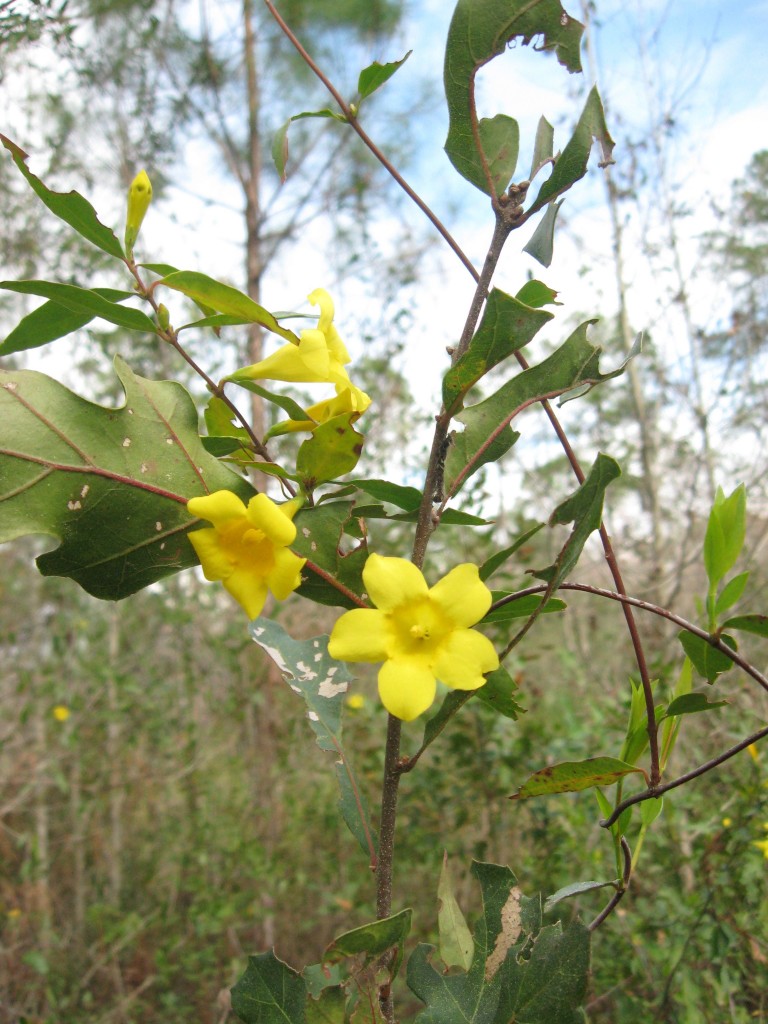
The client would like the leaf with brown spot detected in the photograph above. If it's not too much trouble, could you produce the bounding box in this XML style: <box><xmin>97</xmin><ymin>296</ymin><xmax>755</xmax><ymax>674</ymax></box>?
<box><xmin>511</xmin><ymin>757</ymin><xmax>645</xmax><ymax>801</ymax></box>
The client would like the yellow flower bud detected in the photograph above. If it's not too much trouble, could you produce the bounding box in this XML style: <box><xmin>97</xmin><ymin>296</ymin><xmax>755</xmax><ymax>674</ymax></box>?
<box><xmin>124</xmin><ymin>169</ymin><xmax>153</xmax><ymax>257</ymax></box>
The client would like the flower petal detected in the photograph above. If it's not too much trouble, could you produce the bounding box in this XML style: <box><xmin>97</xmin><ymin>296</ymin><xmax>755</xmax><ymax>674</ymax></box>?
<box><xmin>433</xmin><ymin>629</ymin><xmax>499</xmax><ymax>690</ymax></box>
<box><xmin>267</xmin><ymin>547</ymin><xmax>306</xmax><ymax>600</ymax></box>
<box><xmin>429</xmin><ymin>563</ymin><xmax>492</xmax><ymax>627</ymax></box>
<box><xmin>234</xmin><ymin>333</ymin><xmax>330</xmax><ymax>383</ymax></box>
<box><xmin>187</xmin><ymin>527</ymin><xmax>232</xmax><ymax>581</ymax></box>
<box><xmin>224</xmin><ymin>568</ymin><xmax>269</xmax><ymax>620</ymax></box>
<box><xmin>188</xmin><ymin>489</ymin><xmax>247</xmax><ymax>528</ymax></box>
<box><xmin>247</xmin><ymin>493</ymin><xmax>297</xmax><ymax>546</ymax></box>
<box><xmin>363</xmin><ymin>554</ymin><xmax>428</xmax><ymax>612</ymax></box>
<box><xmin>329</xmin><ymin>609</ymin><xmax>391</xmax><ymax>662</ymax></box>
<box><xmin>378</xmin><ymin>657</ymin><xmax>437</xmax><ymax>721</ymax></box>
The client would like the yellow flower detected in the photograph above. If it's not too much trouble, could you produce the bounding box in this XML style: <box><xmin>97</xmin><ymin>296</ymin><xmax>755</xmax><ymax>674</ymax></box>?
<box><xmin>267</xmin><ymin>382</ymin><xmax>371</xmax><ymax>438</ymax></box>
<box><xmin>230</xmin><ymin>289</ymin><xmax>352</xmax><ymax>386</ymax></box>
<box><xmin>328</xmin><ymin>554</ymin><xmax>499</xmax><ymax>722</ymax></box>
<box><xmin>52</xmin><ymin>705</ymin><xmax>70</xmax><ymax>722</ymax></box>
<box><xmin>124</xmin><ymin>169</ymin><xmax>153</xmax><ymax>256</ymax></box>
<box><xmin>721</xmin><ymin>817</ymin><xmax>732</xmax><ymax>828</ymax></box>
<box><xmin>753</xmin><ymin>838</ymin><xmax>768</xmax><ymax>859</ymax></box>
<box><xmin>747</xmin><ymin>743</ymin><xmax>759</xmax><ymax>762</ymax></box>
<box><xmin>346</xmin><ymin>693</ymin><xmax>366</xmax><ymax>710</ymax></box>
<box><xmin>186</xmin><ymin>490</ymin><xmax>306</xmax><ymax>619</ymax></box>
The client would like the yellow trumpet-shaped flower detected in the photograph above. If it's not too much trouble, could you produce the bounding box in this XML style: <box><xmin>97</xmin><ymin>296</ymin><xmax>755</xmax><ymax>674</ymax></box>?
<box><xmin>328</xmin><ymin>554</ymin><xmax>499</xmax><ymax>721</ymax></box>
<box><xmin>230</xmin><ymin>289</ymin><xmax>352</xmax><ymax>387</ymax></box>
<box><xmin>267</xmin><ymin>381</ymin><xmax>371</xmax><ymax>438</ymax></box>
<box><xmin>186</xmin><ymin>490</ymin><xmax>306</xmax><ymax>619</ymax></box>
<box><xmin>124</xmin><ymin>169</ymin><xmax>153</xmax><ymax>256</ymax></box>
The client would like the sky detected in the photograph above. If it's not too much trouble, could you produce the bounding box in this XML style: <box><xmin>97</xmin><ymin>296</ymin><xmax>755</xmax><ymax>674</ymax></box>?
<box><xmin>3</xmin><ymin>0</ymin><xmax>768</xmax><ymax>483</ymax></box>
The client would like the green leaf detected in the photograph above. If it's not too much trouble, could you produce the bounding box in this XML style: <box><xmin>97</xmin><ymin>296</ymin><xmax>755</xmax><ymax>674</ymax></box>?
<box><xmin>544</xmin><ymin>880</ymin><xmax>618</xmax><ymax>913</ymax></box>
<box><xmin>530</xmin><ymin>453</ymin><xmax>621</xmax><ymax>590</ymax></box>
<box><xmin>479</xmin><ymin>522</ymin><xmax>545</xmax><ymax>581</ymax></box>
<box><xmin>640</xmin><ymin>796</ymin><xmax>664</xmax><ymax>827</ymax></box>
<box><xmin>234</xmin><ymin>381</ymin><xmax>309</xmax><ymax>424</ymax></box>
<box><xmin>0</xmin><ymin>281</ymin><xmax>156</xmax><ymax>334</ymax></box>
<box><xmin>443</xmin><ymin>0</ymin><xmax>584</xmax><ymax>196</ymax></box>
<box><xmin>249</xmin><ymin>617</ymin><xmax>377</xmax><ymax>860</ymax></box>
<box><xmin>324</xmin><ymin>910</ymin><xmax>412</xmax><ymax>979</ymax></box>
<box><xmin>295</xmin><ymin>413</ymin><xmax>364</xmax><ymax>489</ymax></box>
<box><xmin>483</xmin><ymin>594</ymin><xmax>566</xmax><ymax>622</ymax></box>
<box><xmin>0</xmin><ymin>289</ymin><xmax>136</xmax><ymax>356</ymax></box>
<box><xmin>530</xmin><ymin>116</ymin><xmax>555</xmax><ymax>180</ymax></box>
<box><xmin>522</xmin><ymin>199</ymin><xmax>564</xmax><ymax>268</ymax></box>
<box><xmin>0</xmin><ymin>357</ymin><xmax>253</xmax><ymax>600</ymax></box>
<box><xmin>445</xmin><ymin>322</ymin><xmax>629</xmax><ymax>498</ymax></box>
<box><xmin>178</xmin><ymin>313</ymin><xmax>254</xmax><ymax>331</ymax></box>
<box><xmin>664</xmin><ymin>692</ymin><xmax>729</xmax><ymax>717</ymax></box>
<box><xmin>231</xmin><ymin>951</ymin><xmax>307</xmax><ymax>1024</ymax></box>
<box><xmin>677</xmin><ymin>630</ymin><xmax>737</xmax><ymax>683</ymax></box>
<box><xmin>408</xmin><ymin>861</ymin><xmax>590</xmax><ymax>1024</ymax></box>
<box><xmin>476</xmin><ymin>667</ymin><xmax>526</xmax><ymax>720</ymax></box>
<box><xmin>305</xmin><ymin>986</ymin><xmax>345</xmax><ymax>1024</ymax></box>
<box><xmin>703</xmin><ymin>484</ymin><xmax>746</xmax><ymax>588</ymax></box>
<box><xmin>442</xmin><ymin>288</ymin><xmax>553</xmax><ymax>410</ymax></box>
<box><xmin>292</xmin><ymin>503</ymin><xmax>367</xmax><ymax>608</ymax></box>
<box><xmin>511</xmin><ymin>757</ymin><xmax>644</xmax><ymax>801</ymax></box>
<box><xmin>158</xmin><ymin>271</ymin><xmax>297</xmax><ymax>341</ymax></box>
<box><xmin>721</xmin><ymin>614</ymin><xmax>768</xmax><ymax>638</ymax></box>
<box><xmin>515</xmin><ymin>279</ymin><xmax>560</xmax><ymax>308</ymax></box>
<box><xmin>438</xmin><ymin>853</ymin><xmax>474</xmax><ymax>971</ymax></box>
<box><xmin>1</xmin><ymin>134</ymin><xmax>125</xmax><ymax>260</ymax></box>
<box><xmin>714</xmin><ymin>571</ymin><xmax>750</xmax><ymax>616</ymax></box>
<box><xmin>527</xmin><ymin>86</ymin><xmax>615</xmax><ymax>215</ymax></box>
<box><xmin>272</xmin><ymin>110</ymin><xmax>348</xmax><ymax>182</ymax></box>
<box><xmin>348</xmin><ymin>478</ymin><xmax>422</xmax><ymax>510</ymax></box>
<box><xmin>357</xmin><ymin>51</ymin><xmax>412</xmax><ymax>100</ymax></box>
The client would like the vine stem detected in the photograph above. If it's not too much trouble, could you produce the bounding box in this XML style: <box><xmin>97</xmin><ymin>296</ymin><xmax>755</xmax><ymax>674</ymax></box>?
<box><xmin>494</xmin><ymin>581</ymin><xmax>768</xmax><ymax>695</ymax></box>
<box><xmin>588</xmin><ymin>836</ymin><xmax>632</xmax><ymax>931</ymax></box>
<box><xmin>263</xmin><ymin>0</ymin><xmax>478</xmax><ymax>281</ymax></box>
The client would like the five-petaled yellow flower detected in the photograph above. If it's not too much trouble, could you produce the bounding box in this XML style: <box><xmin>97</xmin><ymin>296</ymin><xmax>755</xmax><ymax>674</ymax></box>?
<box><xmin>230</xmin><ymin>289</ymin><xmax>352</xmax><ymax>387</ymax></box>
<box><xmin>186</xmin><ymin>490</ymin><xmax>306</xmax><ymax>619</ymax></box>
<box><xmin>328</xmin><ymin>554</ymin><xmax>499</xmax><ymax>721</ymax></box>
<box><xmin>267</xmin><ymin>381</ymin><xmax>371</xmax><ymax>438</ymax></box>
<box><xmin>52</xmin><ymin>705</ymin><xmax>71</xmax><ymax>722</ymax></box>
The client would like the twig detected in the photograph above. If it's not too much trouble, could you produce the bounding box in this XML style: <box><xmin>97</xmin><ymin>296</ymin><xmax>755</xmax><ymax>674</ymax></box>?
<box><xmin>263</xmin><ymin>0</ymin><xmax>479</xmax><ymax>282</ymax></box>
<box><xmin>588</xmin><ymin>836</ymin><xmax>632</xmax><ymax>931</ymax></box>
<box><xmin>602</xmin><ymin>723</ymin><xmax>768</xmax><ymax>829</ymax></box>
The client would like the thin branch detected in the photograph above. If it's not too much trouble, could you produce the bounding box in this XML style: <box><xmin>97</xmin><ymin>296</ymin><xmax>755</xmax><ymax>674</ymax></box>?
<box><xmin>493</xmin><ymin>581</ymin><xmax>768</xmax><ymax>695</ymax></box>
<box><xmin>588</xmin><ymin>836</ymin><xmax>632</xmax><ymax>931</ymax></box>
<box><xmin>602</xmin><ymin>723</ymin><xmax>768</xmax><ymax>829</ymax></box>
<box><xmin>263</xmin><ymin>0</ymin><xmax>479</xmax><ymax>282</ymax></box>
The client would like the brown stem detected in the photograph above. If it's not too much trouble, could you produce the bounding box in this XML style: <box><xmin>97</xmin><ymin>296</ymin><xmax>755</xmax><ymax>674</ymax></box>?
<box><xmin>514</xmin><ymin>351</ymin><xmax>661</xmax><ymax>785</ymax></box>
<box><xmin>263</xmin><ymin>0</ymin><xmax>478</xmax><ymax>282</ymax></box>
<box><xmin>588</xmin><ymin>836</ymin><xmax>632</xmax><ymax>931</ymax></box>
<box><xmin>493</xmin><ymin>581</ymin><xmax>768</xmax><ymax>695</ymax></box>
<box><xmin>602</xmin><ymin>723</ymin><xmax>768</xmax><ymax>829</ymax></box>
<box><xmin>376</xmin><ymin>714</ymin><xmax>403</xmax><ymax>1024</ymax></box>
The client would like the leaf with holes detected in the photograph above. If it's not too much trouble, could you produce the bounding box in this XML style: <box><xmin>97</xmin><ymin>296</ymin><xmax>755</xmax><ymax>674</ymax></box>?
<box><xmin>249</xmin><ymin>616</ymin><xmax>377</xmax><ymax>860</ymax></box>
<box><xmin>0</xmin><ymin>357</ymin><xmax>253</xmax><ymax>600</ymax></box>
<box><xmin>408</xmin><ymin>861</ymin><xmax>590</xmax><ymax>1024</ymax></box>
<box><xmin>443</xmin><ymin>0</ymin><xmax>584</xmax><ymax>196</ymax></box>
